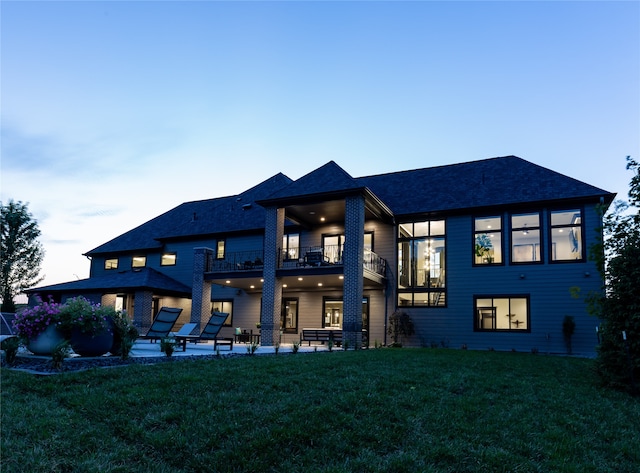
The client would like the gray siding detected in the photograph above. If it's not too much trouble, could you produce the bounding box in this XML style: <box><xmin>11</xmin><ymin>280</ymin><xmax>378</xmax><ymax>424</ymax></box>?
<box><xmin>401</xmin><ymin>204</ymin><xmax>603</xmax><ymax>355</ymax></box>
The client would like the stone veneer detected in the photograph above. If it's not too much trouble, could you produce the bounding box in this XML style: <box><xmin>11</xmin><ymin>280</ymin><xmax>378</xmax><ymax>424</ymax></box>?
<box><xmin>191</xmin><ymin>247</ymin><xmax>214</xmax><ymax>331</ymax></box>
<box><xmin>260</xmin><ymin>206</ymin><xmax>285</xmax><ymax>346</ymax></box>
<box><xmin>343</xmin><ymin>194</ymin><xmax>365</xmax><ymax>348</ymax></box>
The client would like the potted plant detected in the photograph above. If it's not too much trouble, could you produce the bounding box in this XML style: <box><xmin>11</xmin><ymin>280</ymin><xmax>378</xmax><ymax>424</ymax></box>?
<box><xmin>109</xmin><ymin>309</ymin><xmax>139</xmax><ymax>359</ymax></box>
<box><xmin>59</xmin><ymin>296</ymin><xmax>113</xmax><ymax>357</ymax></box>
<box><xmin>160</xmin><ymin>336</ymin><xmax>177</xmax><ymax>357</ymax></box>
<box><xmin>12</xmin><ymin>296</ymin><xmax>65</xmax><ymax>355</ymax></box>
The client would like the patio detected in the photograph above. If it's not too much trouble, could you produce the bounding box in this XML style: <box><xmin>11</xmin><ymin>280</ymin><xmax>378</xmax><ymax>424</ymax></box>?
<box><xmin>3</xmin><ymin>338</ymin><xmax>340</xmax><ymax>374</ymax></box>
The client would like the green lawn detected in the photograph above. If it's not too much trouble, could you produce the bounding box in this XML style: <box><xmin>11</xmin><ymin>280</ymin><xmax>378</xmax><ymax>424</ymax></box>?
<box><xmin>2</xmin><ymin>349</ymin><xmax>639</xmax><ymax>473</ymax></box>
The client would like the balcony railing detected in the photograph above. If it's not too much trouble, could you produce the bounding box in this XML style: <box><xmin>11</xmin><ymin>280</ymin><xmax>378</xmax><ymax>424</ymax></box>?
<box><xmin>206</xmin><ymin>246</ymin><xmax>386</xmax><ymax>277</ymax></box>
<box><xmin>207</xmin><ymin>250</ymin><xmax>264</xmax><ymax>272</ymax></box>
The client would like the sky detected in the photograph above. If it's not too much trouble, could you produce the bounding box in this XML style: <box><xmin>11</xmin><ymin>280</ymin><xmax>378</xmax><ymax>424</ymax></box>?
<box><xmin>1</xmin><ymin>0</ymin><xmax>639</xmax><ymax>296</ymax></box>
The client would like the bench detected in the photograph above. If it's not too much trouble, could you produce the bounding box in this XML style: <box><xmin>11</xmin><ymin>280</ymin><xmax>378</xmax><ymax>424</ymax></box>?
<box><xmin>300</xmin><ymin>328</ymin><xmax>342</xmax><ymax>346</ymax></box>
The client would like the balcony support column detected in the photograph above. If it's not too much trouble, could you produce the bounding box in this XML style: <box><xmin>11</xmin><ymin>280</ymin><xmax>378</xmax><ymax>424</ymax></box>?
<box><xmin>343</xmin><ymin>194</ymin><xmax>365</xmax><ymax>348</ymax></box>
<box><xmin>191</xmin><ymin>247</ymin><xmax>214</xmax><ymax>331</ymax></box>
<box><xmin>261</xmin><ymin>206</ymin><xmax>285</xmax><ymax>346</ymax></box>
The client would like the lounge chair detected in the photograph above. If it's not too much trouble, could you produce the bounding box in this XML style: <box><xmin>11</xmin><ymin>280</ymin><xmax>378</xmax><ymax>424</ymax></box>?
<box><xmin>171</xmin><ymin>323</ymin><xmax>197</xmax><ymax>338</ymax></box>
<box><xmin>139</xmin><ymin>307</ymin><xmax>183</xmax><ymax>342</ymax></box>
<box><xmin>175</xmin><ymin>311</ymin><xmax>233</xmax><ymax>351</ymax></box>
<box><xmin>0</xmin><ymin>312</ymin><xmax>17</xmax><ymax>344</ymax></box>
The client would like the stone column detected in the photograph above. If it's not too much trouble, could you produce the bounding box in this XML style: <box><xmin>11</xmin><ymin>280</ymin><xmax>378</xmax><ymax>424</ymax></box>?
<box><xmin>134</xmin><ymin>290</ymin><xmax>154</xmax><ymax>331</ymax></box>
<box><xmin>191</xmin><ymin>247</ymin><xmax>214</xmax><ymax>330</ymax></box>
<box><xmin>343</xmin><ymin>194</ymin><xmax>365</xmax><ymax>349</ymax></box>
<box><xmin>260</xmin><ymin>206</ymin><xmax>285</xmax><ymax>346</ymax></box>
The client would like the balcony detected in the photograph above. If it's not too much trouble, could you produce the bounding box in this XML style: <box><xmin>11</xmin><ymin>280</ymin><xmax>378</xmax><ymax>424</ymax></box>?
<box><xmin>206</xmin><ymin>245</ymin><xmax>386</xmax><ymax>277</ymax></box>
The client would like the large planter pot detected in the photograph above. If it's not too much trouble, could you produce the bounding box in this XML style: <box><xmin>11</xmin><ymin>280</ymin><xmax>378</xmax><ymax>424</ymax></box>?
<box><xmin>26</xmin><ymin>324</ymin><xmax>65</xmax><ymax>356</ymax></box>
<box><xmin>70</xmin><ymin>327</ymin><xmax>114</xmax><ymax>357</ymax></box>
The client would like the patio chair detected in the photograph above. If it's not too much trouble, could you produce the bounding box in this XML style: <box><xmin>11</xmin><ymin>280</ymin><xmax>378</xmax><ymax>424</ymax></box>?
<box><xmin>139</xmin><ymin>307</ymin><xmax>183</xmax><ymax>342</ymax></box>
<box><xmin>175</xmin><ymin>311</ymin><xmax>233</xmax><ymax>351</ymax></box>
<box><xmin>171</xmin><ymin>323</ymin><xmax>197</xmax><ymax>338</ymax></box>
<box><xmin>0</xmin><ymin>312</ymin><xmax>17</xmax><ymax>344</ymax></box>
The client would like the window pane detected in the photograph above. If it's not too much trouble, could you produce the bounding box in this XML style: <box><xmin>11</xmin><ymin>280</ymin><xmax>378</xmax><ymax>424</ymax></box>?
<box><xmin>364</xmin><ymin>233</ymin><xmax>373</xmax><ymax>251</ymax></box>
<box><xmin>512</xmin><ymin>213</ymin><xmax>539</xmax><ymax>229</ymax></box>
<box><xmin>399</xmin><ymin>223</ymin><xmax>413</xmax><ymax>238</ymax></box>
<box><xmin>132</xmin><ymin>256</ymin><xmax>146</xmax><ymax>268</ymax></box>
<box><xmin>105</xmin><ymin>258</ymin><xmax>118</xmax><ymax>270</ymax></box>
<box><xmin>509</xmin><ymin>298</ymin><xmax>528</xmax><ymax>330</ymax></box>
<box><xmin>282</xmin><ymin>299</ymin><xmax>298</xmax><ymax>332</ymax></box>
<box><xmin>475</xmin><ymin>232</ymin><xmax>502</xmax><ymax>264</ymax></box>
<box><xmin>475</xmin><ymin>216</ymin><xmax>501</xmax><ymax>231</ymax></box>
<box><xmin>161</xmin><ymin>253</ymin><xmax>176</xmax><ymax>266</ymax></box>
<box><xmin>216</xmin><ymin>241</ymin><xmax>225</xmax><ymax>259</ymax></box>
<box><xmin>550</xmin><ymin>210</ymin><xmax>583</xmax><ymax>262</ymax></box>
<box><xmin>212</xmin><ymin>300</ymin><xmax>233</xmax><ymax>326</ymax></box>
<box><xmin>398</xmin><ymin>292</ymin><xmax>412</xmax><ymax>306</ymax></box>
<box><xmin>413</xmin><ymin>221</ymin><xmax>429</xmax><ymax>237</ymax></box>
<box><xmin>551</xmin><ymin>210</ymin><xmax>580</xmax><ymax>226</ymax></box>
<box><xmin>511</xmin><ymin>212</ymin><xmax>541</xmax><ymax>263</ymax></box>
<box><xmin>430</xmin><ymin>220</ymin><xmax>445</xmax><ymax>236</ymax></box>
<box><xmin>284</xmin><ymin>234</ymin><xmax>300</xmax><ymax>260</ymax></box>
<box><xmin>551</xmin><ymin>227</ymin><xmax>582</xmax><ymax>260</ymax></box>
<box><xmin>324</xmin><ymin>300</ymin><xmax>342</xmax><ymax>328</ymax></box>
<box><xmin>512</xmin><ymin>229</ymin><xmax>541</xmax><ymax>262</ymax></box>
<box><xmin>494</xmin><ymin>299</ymin><xmax>511</xmax><ymax>329</ymax></box>
<box><xmin>398</xmin><ymin>241</ymin><xmax>412</xmax><ymax>288</ymax></box>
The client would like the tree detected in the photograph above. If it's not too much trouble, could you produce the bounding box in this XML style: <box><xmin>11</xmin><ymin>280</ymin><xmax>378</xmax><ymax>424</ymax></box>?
<box><xmin>0</xmin><ymin>200</ymin><xmax>45</xmax><ymax>312</ymax></box>
<box><xmin>591</xmin><ymin>156</ymin><xmax>640</xmax><ymax>394</ymax></box>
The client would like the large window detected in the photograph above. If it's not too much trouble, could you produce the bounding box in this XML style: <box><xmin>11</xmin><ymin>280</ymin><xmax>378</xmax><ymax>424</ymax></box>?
<box><xmin>322</xmin><ymin>232</ymin><xmax>373</xmax><ymax>264</ymax></box>
<box><xmin>211</xmin><ymin>300</ymin><xmax>233</xmax><ymax>326</ymax></box>
<box><xmin>474</xmin><ymin>296</ymin><xmax>529</xmax><ymax>331</ymax></box>
<box><xmin>321</xmin><ymin>298</ymin><xmax>369</xmax><ymax>332</ymax></box>
<box><xmin>511</xmin><ymin>212</ymin><xmax>542</xmax><ymax>263</ymax></box>
<box><xmin>282</xmin><ymin>233</ymin><xmax>300</xmax><ymax>260</ymax></box>
<box><xmin>550</xmin><ymin>209</ymin><xmax>584</xmax><ymax>262</ymax></box>
<box><xmin>397</xmin><ymin>220</ymin><xmax>446</xmax><ymax>307</ymax></box>
<box><xmin>474</xmin><ymin>216</ymin><xmax>502</xmax><ymax>265</ymax></box>
<box><xmin>281</xmin><ymin>298</ymin><xmax>299</xmax><ymax>333</ymax></box>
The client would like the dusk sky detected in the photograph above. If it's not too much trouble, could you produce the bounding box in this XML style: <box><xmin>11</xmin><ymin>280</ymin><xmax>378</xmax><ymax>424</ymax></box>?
<box><xmin>1</xmin><ymin>0</ymin><xmax>639</xmax><ymax>294</ymax></box>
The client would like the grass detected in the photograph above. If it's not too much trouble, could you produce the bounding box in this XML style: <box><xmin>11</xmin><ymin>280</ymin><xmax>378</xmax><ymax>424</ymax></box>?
<box><xmin>2</xmin><ymin>349</ymin><xmax>639</xmax><ymax>473</ymax></box>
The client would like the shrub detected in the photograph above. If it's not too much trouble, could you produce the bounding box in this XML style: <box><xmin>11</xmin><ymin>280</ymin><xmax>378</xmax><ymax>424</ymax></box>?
<box><xmin>387</xmin><ymin>310</ymin><xmax>415</xmax><ymax>346</ymax></box>
<box><xmin>1</xmin><ymin>336</ymin><xmax>20</xmax><ymax>365</ymax></box>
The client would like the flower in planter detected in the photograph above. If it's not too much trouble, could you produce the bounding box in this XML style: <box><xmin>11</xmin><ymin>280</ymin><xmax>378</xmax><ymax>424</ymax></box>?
<box><xmin>12</xmin><ymin>296</ymin><xmax>62</xmax><ymax>340</ymax></box>
<box><xmin>58</xmin><ymin>296</ymin><xmax>111</xmax><ymax>335</ymax></box>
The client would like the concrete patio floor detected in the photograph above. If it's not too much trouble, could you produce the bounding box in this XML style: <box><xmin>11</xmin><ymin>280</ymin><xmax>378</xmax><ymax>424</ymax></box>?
<box><xmin>130</xmin><ymin>338</ymin><xmax>336</xmax><ymax>358</ymax></box>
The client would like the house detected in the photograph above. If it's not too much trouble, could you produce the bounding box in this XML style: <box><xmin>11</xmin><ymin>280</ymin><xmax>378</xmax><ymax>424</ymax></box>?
<box><xmin>28</xmin><ymin>156</ymin><xmax>614</xmax><ymax>355</ymax></box>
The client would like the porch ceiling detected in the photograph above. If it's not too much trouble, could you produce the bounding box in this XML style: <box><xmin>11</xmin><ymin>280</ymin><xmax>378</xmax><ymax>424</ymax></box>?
<box><xmin>284</xmin><ymin>197</ymin><xmax>391</xmax><ymax>227</ymax></box>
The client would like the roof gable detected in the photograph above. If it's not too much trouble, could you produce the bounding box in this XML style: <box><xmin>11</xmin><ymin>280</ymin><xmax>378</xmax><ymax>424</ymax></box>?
<box><xmin>261</xmin><ymin>161</ymin><xmax>362</xmax><ymax>202</ymax></box>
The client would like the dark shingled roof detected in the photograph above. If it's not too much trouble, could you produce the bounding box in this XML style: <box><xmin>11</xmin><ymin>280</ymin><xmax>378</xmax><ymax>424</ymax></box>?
<box><xmin>86</xmin><ymin>172</ymin><xmax>293</xmax><ymax>255</ymax></box>
<box><xmin>357</xmin><ymin>156</ymin><xmax>614</xmax><ymax>215</ymax></box>
<box><xmin>85</xmin><ymin>156</ymin><xmax>613</xmax><ymax>256</ymax></box>
<box><xmin>26</xmin><ymin>267</ymin><xmax>192</xmax><ymax>296</ymax></box>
